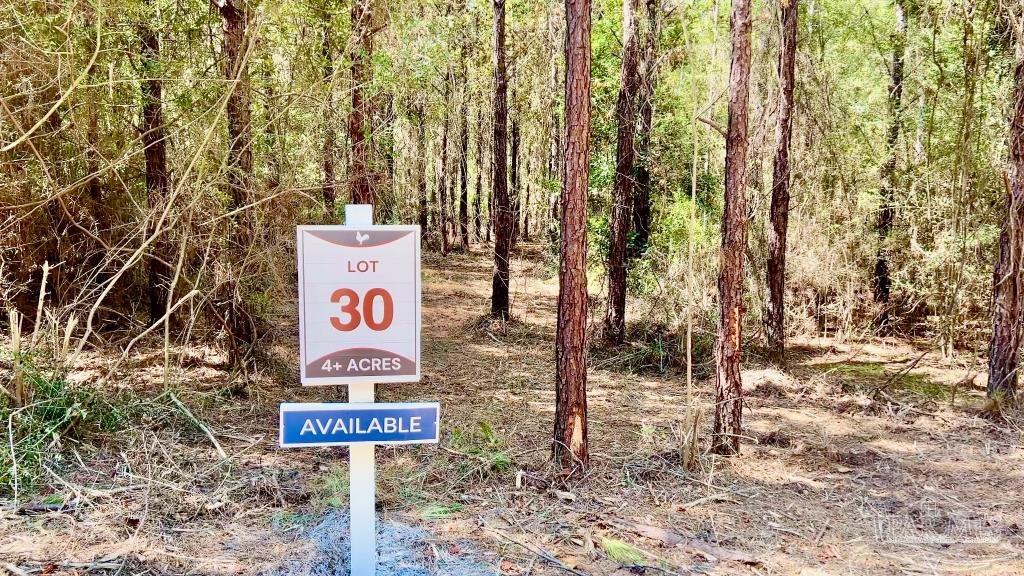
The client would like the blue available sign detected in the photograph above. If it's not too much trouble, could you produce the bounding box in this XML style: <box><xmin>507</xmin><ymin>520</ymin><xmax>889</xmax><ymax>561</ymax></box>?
<box><xmin>279</xmin><ymin>402</ymin><xmax>440</xmax><ymax>447</ymax></box>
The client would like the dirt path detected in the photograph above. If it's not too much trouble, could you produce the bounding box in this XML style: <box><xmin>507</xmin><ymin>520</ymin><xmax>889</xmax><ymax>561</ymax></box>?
<box><xmin>3</xmin><ymin>245</ymin><xmax>1023</xmax><ymax>575</ymax></box>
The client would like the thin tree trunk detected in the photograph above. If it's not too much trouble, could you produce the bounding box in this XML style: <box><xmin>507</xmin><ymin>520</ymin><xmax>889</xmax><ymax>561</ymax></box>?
<box><xmin>630</xmin><ymin>0</ymin><xmax>658</xmax><ymax>257</ymax></box>
<box><xmin>547</xmin><ymin>12</ymin><xmax>563</xmax><ymax>249</ymax></box>
<box><xmin>474</xmin><ymin>107</ymin><xmax>484</xmax><ymax>242</ymax></box>
<box><xmin>491</xmin><ymin>0</ymin><xmax>512</xmax><ymax>318</ymax></box>
<box><xmin>217</xmin><ymin>0</ymin><xmax>255</xmax><ymax>368</ymax></box>
<box><xmin>510</xmin><ymin>117</ymin><xmax>522</xmax><ymax>244</ymax></box>
<box><xmin>554</xmin><ymin>0</ymin><xmax>592</xmax><ymax>471</ymax></box>
<box><xmin>322</xmin><ymin>7</ymin><xmax>337</xmax><ymax>219</ymax></box>
<box><xmin>711</xmin><ymin>0</ymin><xmax>752</xmax><ymax>456</ymax></box>
<box><xmin>604</xmin><ymin>0</ymin><xmax>642</xmax><ymax>344</ymax></box>
<box><xmin>140</xmin><ymin>13</ymin><xmax>170</xmax><ymax>326</ymax></box>
<box><xmin>415</xmin><ymin>103</ymin><xmax>429</xmax><ymax>241</ymax></box>
<box><xmin>459</xmin><ymin>92</ymin><xmax>470</xmax><ymax>250</ymax></box>
<box><xmin>874</xmin><ymin>0</ymin><xmax>906</xmax><ymax>321</ymax></box>
<box><xmin>349</xmin><ymin>0</ymin><xmax>374</xmax><ymax>206</ymax></box>
<box><xmin>987</xmin><ymin>36</ymin><xmax>1024</xmax><ymax>404</ymax></box>
<box><xmin>439</xmin><ymin>101</ymin><xmax>451</xmax><ymax>255</ymax></box>
<box><xmin>523</xmin><ymin>182</ymin><xmax>531</xmax><ymax>241</ymax></box>
<box><xmin>765</xmin><ymin>0</ymin><xmax>798</xmax><ymax>363</ymax></box>
<box><xmin>221</xmin><ymin>1</ymin><xmax>252</xmax><ymax>213</ymax></box>
<box><xmin>487</xmin><ymin>178</ymin><xmax>493</xmax><ymax>243</ymax></box>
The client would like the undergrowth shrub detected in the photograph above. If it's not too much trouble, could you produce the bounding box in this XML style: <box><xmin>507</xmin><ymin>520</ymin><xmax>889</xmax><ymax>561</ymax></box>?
<box><xmin>1</xmin><ymin>354</ymin><xmax>133</xmax><ymax>497</ymax></box>
<box><xmin>449</xmin><ymin>421</ymin><xmax>512</xmax><ymax>474</ymax></box>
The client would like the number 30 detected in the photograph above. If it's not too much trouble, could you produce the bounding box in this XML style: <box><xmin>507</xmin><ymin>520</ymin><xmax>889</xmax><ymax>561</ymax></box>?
<box><xmin>330</xmin><ymin>288</ymin><xmax>394</xmax><ymax>331</ymax></box>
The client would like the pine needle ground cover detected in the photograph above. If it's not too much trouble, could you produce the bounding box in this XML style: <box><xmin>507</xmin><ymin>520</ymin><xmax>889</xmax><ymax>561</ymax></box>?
<box><xmin>2</xmin><ymin>248</ymin><xmax>1020</xmax><ymax>575</ymax></box>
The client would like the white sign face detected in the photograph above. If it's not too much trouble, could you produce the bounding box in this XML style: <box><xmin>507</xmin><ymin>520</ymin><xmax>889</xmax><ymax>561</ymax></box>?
<box><xmin>297</xmin><ymin>225</ymin><xmax>421</xmax><ymax>385</ymax></box>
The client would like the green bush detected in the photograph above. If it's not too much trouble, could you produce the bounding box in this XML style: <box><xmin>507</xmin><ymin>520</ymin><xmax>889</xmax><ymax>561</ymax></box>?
<box><xmin>1</xmin><ymin>355</ymin><xmax>131</xmax><ymax>497</ymax></box>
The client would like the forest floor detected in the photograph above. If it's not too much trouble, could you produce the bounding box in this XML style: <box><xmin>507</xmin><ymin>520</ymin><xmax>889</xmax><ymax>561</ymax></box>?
<box><xmin>3</xmin><ymin>244</ymin><xmax>1024</xmax><ymax>576</ymax></box>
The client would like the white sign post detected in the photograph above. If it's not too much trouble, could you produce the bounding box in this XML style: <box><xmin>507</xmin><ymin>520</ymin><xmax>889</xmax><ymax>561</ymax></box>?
<box><xmin>290</xmin><ymin>204</ymin><xmax>424</xmax><ymax>576</ymax></box>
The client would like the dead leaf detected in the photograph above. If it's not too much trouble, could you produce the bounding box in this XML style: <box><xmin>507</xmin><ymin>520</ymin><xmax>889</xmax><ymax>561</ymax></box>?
<box><xmin>622</xmin><ymin>522</ymin><xmax>684</xmax><ymax>546</ymax></box>
<box><xmin>553</xmin><ymin>490</ymin><xmax>576</xmax><ymax>502</ymax></box>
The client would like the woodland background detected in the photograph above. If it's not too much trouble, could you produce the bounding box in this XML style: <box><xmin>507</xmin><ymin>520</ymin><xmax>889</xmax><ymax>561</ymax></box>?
<box><xmin>2</xmin><ymin>0</ymin><xmax>1018</xmax><ymax>364</ymax></box>
<box><xmin>3</xmin><ymin>0</ymin><xmax>1024</xmax><ymax>574</ymax></box>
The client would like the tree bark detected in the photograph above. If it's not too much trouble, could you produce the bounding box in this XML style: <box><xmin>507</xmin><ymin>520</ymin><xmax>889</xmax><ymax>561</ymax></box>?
<box><xmin>547</xmin><ymin>13</ymin><xmax>563</xmax><ymax>248</ymax></box>
<box><xmin>711</xmin><ymin>0</ymin><xmax>752</xmax><ymax>456</ymax></box>
<box><xmin>491</xmin><ymin>0</ymin><xmax>512</xmax><ymax>318</ymax></box>
<box><xmin>459</xmin><ymin>93</ymin><xmax>470</xmax><ymax>250</ymax></box>
<box><xmin>322</xmin><ymin>6</ymin><xmax>337</xmax><ymax>219</ymax></box>
<box><xmin>764</xmin><ymin>0</ymin><xmax>798</xmax><ymax>363</ymax></box>
<box><xmin>630</xmin><ymin>0</ymin><xmax>659</xmax><ymax>257</ymax></box>
<box><xmin>987</xmin><ymin>37</ymin><xmax>1024</xmax><ymax>404</ymax></box>
<box><xmin>140</xmin><ymin>12</ymin><xmax>170</xmax><ymax>326</ymax></box>
<box><xmin>554</xmin><ymin>0</ymin><xmax>592</xmax><ymax>471</ymax></box>
<box><xmin>603</xmin><ymin>0</ymin><xmax>642</xmax><ymax>344</ymax></box>
<box><xmin>474</xmin><ymin>107</ymin><xmax>484</xmax><ymax>242</ymax></box>
<box><xmin>439</xmin><ymin>99</ymin><xmax>452</xmax><ymax>255</ymax></box>
<box><xmin>349</xmin><ymin>0</ymin><xmax>374</xmax><ymax>207</ymax></box>
<box><xmin>524</xmin><ymin>183</ymin><xmax>531</xmax><ymax>241</ymax></box>
<box><xmin>874</xmin><ymin>0</ymin><xmax>906</xmax><ymax>321</ymax></box>
<box><xmin>511</xmin><ymin>117</ymin><xmax>522</xmax><ymax>244</ymax></box>
<box><xmin>217</xmin><ymin>0</ymin><xmax>255</xmax><ymax>367</ymax></box>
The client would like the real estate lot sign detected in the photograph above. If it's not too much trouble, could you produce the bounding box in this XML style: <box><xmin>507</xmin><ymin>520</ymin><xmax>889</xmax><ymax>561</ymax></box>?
<box><xmin>296</xmin><ymin>225</ymin><xmax>421</xmax><ymax>385</ymax></box>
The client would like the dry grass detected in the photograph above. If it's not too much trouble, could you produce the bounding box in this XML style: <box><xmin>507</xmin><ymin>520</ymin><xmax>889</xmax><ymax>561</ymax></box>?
<box><xmin>2</xmin><ymin>244</ymin><xmax>1024</xmax><ymax>575</ymax></box>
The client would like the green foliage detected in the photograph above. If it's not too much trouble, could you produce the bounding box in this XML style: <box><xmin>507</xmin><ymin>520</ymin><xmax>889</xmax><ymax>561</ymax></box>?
<box><xmin>315</xmin><ymin>463</ymin><xmax>350</xmax><ymax>509</ymax></box>
<box><xmin>1</xmin><ymin>355</ymin><xmax>132</xmax><ymax>497</ymax></box>
<box><xmin>449</xmin><ymin>421</ymin><xmax>511</xmax><ymax>473</ymax></box>
<box><xmin>601</xmin><ymin>537</ymin><xmax>647</xmax><ymax>565</ymax></box>
<box><xmin>418</xmin><ymin>502</ymin><xmax>463</xmax><ymax>519</ymax></box>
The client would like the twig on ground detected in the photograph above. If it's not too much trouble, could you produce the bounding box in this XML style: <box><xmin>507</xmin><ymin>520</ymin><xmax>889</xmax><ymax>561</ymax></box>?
<box><xmin>166</xmin><ymin>392</ymin><xmax>228</xmax><ymax>459</ymax></box>
<box><xmin>483</xmin><ymin>521</ymin><xmax>587</xmax><ymax>576</ymax></box>
<box><xmin>869</xmin><ymin>350</ymin><xmax>929</xmax><ymax>398</ymax></box>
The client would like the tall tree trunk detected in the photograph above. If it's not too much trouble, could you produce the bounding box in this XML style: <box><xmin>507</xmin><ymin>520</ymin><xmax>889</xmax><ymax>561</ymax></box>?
<box><xmin>630</xmin><ymin>0</ymin><xmax>658</xmax><ymax>257</ymax></box>
<box><xmin>474</xmin><ymin>107</ymin><xmax>484</xmax><ymax>242</ymax></box>
<box><xmin>523</xmin><ymin>182</ymin><xmax>531</xmax><ymax>241</ymax></box>
<box><xmin>764</xmin><ymin>0</ymin><xmax>798</xmax><ymax>363</ymax></box>
<box><xmin>322</xmin><ymin>7</ymin><xmax>337</xmax><ymax>219</ymax></box>
<box><xmin>491</xmin><ymin>0</ymin><xmax>512</xmax><ymax>318</ymax></box>
<box><xmin>510</xmin><ymin>117</ymin><xmax>522</xmax><ymax>245</ymax></box>
<box><xmin>349</xmin><ymin>0</ymin><xmax>374</xmax><ymax>207</ymax></box>
<box><xmin>547</xmin><ymin>14</ymin><xmax>563</xmax><ymax>247</ymax></box>
<box><xmin>603</xmin><ymin>0</ymin><xmax>642</xmax><ymax>344</ymax></box>
<box><xmin>554</xmin><ymin>0</ymin><xmax>592</xmax><ymax>471</ymax></box>
<box><xmin>415</xmin><ymin>103</ymin><xmax>429</xmax><ymax>241</ymax></box>
<box><xmin>217</xmin><ymin>0</ymin><xmax>255</xmax><ymax>368</ymax></box>
<box><xmin>459</xmin><ymin>93</ymin><xmax>470</xmax><ymax>250</ymax></box>
<box><xmin>140</xmin><ymin>13</ymin><xmax>170</xmax><ymax>326</ymax></box>
<box><xmin>439</xmin><ymin>101</ymin><xmax>451</xmax><ymax>255</ymax></box>
<box><xmin>486</xmin><ymin>178</ymin><xmax>493</xmax><ymax>243</ymax></box>
<box><xmin>221</xmin><ymin>0</ymin><xmax>253</xmax><ymax>216</ymax></box>
<box><xmin>711</xmin><ymin>0</ymin><xmax>752</xmax><ymax>456</ymax></box>
<box><xmin>987</xmin><ymin>35</ymin><xmax>1024</xmax><ymax>404</ymax></box>
<box><xmin>874</xmin><ymin>0</ymin><xmax>906</xmax><ymax>322</ymax></box>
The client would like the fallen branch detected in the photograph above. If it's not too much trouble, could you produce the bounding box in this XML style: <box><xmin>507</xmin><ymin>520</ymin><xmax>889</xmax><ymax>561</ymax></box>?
<box><xmin>167</xmin><ymin>392</ymin><xmax>227</xmax><ymax>459</ymax></box>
